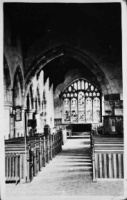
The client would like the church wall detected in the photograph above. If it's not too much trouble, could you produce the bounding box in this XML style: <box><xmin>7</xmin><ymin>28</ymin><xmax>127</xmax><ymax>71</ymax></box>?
<box><xmin>54</xmin><ymin>69</ymin><xmax>123</xmax><ymax>135</ymax></box>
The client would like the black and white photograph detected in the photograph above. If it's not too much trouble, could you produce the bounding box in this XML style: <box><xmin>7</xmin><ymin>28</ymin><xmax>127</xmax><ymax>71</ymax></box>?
<box><xmin>0</xmin><ymin>0</ymin><xmax>127</xmax><ymax>200</ymax></box>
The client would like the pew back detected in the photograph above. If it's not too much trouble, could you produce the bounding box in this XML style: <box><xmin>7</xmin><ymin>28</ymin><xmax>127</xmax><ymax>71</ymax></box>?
<box><xmin>5</xmin><ymin>131</ymin><xmax>62</xmax><ymax>184</ymax></box>
<box><xmin>92</xmin><ymin>135</ymin><xmax>124</xmax><ymax>182</ymax></box>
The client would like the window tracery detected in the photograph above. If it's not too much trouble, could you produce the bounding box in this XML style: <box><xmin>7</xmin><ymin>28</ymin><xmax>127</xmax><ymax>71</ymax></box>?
<box><xmin>62</xmin><ymin>78</ymin><xmax>101</xmax><ymax>123</ymax></box>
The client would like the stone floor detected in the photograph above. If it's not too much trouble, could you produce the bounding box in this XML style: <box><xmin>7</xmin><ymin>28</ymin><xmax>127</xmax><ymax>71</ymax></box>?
<box><xmin>4</xmin><ymin>136</ymin><xmax>125</xmax><ymax>200</ymax></box>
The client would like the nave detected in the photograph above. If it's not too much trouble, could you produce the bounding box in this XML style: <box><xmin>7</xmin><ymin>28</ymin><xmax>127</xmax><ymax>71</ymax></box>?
<box><xmin>2</xmin><ymin>3</ymin><xmax>126</xmax><ymax>200</ymax></box>
<box><xmin>5</xmin><ymin>136</ymin><xmax>124</xmax><ymax>200</ymax></box>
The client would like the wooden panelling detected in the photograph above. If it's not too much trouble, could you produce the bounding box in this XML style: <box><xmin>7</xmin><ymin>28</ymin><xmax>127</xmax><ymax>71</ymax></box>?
<box><xmin>94</xmin><ymin>152</ymin><xmax>124</xmax><ymax>179</ymax></box>
<box><xmin>91</xmin><ymin>135</ymin><xmax>124</xmax><ymax>181</ymax></box>
<box><xmin>5</xmin><ymin>154</ymin><xmax>20</xmax><ymax>183</ymax></box>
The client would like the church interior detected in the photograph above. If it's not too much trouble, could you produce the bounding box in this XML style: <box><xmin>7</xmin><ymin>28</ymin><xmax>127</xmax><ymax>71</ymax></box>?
<box><xmin>1</xmin><ymin>2</ymin><xmax>126</xmax><ymax>199</ymax></box>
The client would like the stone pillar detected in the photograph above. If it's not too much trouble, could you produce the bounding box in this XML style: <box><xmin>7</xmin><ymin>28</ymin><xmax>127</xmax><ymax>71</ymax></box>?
<box><xmin>42</xmin><ymin>99</ymin><xmax>47</xmax><ymax>128</ymax></box>
<box><xmin>102</xmin><ymin>95</ymin><xmax>105</xmax><ymax>124</ymax></box>
<box><xmin>29</xmin><ymin>94</ymin><xmax>32</xmax><ymax>110</ymax></box>
<box><xmin>33</xmin><ymin>98</ymin><xmax>36</xmax><ymax>111</ymax></box>
<box><xmin>49</xmin><ymin>84</ymin><xmax>55</xmax><ymax>130</ymax></box>
<box><xmin>45</xmin><ymin>80</ymin><xmax>55</xmax><ymax>130</ymax></box>
<box><xmin>4</xmin><ymin>102</ymin><xmax>12</xmax><ymax>139</ymax></box>
<box><xmin>39</xmin><ymin>70</ymin><xmax>44</xmax><ymax>106</ymax></box>
<box><xmin>0</xmin><ymin>33</ymin><xmax>5</xmax><ymax>198</ymax></box>
<box><xmin>27</xmin><ymin>109</ymin><xmax>35</xmax><ymax>120</ymax></box>
<box><xmin>35</xmin><ymin>112</ymin><xmax>42</xmax><ymax>134</ymax></box>
<box><xmin>45</xmin><ymin>78</ymin><xmax>50</xmax><ymax>126</ymax></box>
<box><xmin>0</xmin><ymin>110</ymin><xmax>5</xmax><ymax>199</ymax></box>
<box><xmin>122</xmin><ymin>1</ymin><xmax>127</xmax><ymax>183</ymax></box>
<box><xmin>26</xmin><ymin>109</ymin><xmax>35</xmax><ymax>136</ymax></box>
<box><xmin>21</xmin><ymin>107</ymin><xmax>27</xmax><ymax>137</ymax></box>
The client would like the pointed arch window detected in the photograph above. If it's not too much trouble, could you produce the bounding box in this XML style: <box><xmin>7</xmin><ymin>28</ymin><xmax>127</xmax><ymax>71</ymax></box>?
<box><xmin>62</xmin><ymin>78</ymin><xmax>101</xmax><ymax>123</ymax></box>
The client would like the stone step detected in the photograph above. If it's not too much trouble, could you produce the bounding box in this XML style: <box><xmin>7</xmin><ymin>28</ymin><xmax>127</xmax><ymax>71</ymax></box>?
<box><xmin>69</xmin><ymin>136</ymin><xmax>91</xmax><ymax>139</ymax></box>
<box><xmin>56</xmin><ymin>162</ymin><xmax>92</xmax><ymax>166</ymax></box>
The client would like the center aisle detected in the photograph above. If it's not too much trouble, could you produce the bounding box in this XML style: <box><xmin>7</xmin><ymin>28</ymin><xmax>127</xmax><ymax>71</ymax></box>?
<box><xmin>5</xmin><ymin>137</ymin><xmax>124</xmax><ymax>200</ymax></box>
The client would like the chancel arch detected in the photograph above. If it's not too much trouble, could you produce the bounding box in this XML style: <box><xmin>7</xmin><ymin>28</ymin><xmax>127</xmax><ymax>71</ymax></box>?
<box><xmin>25</xmin><ymin>46</ymin><xmax>110</xmax><ymax>95</ymax></box>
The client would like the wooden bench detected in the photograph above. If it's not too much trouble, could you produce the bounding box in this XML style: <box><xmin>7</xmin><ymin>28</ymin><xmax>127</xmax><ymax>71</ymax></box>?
<box><xmin>91</xmin><ymin>135</ymin><xmax>124</xmax><ymax>182</ymax></box>
<box><xmin>5</xmin><ymin>130</ymin><xmax>62</xmax><ymax>184</ymax></box>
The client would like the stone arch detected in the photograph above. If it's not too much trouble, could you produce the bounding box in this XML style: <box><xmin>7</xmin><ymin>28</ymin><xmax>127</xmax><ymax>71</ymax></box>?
<box><xmin>36</xmin><ymin>84</ymin><xmax>41</xmax><ymax>111</ymax></box>
<box><xmin>25</xmin><ymin>45</ymin><xmax>111</xmax><ymax>96</ymax></box>
<box><xmin>4</xmin><ymin>55</ymin><xmax>12</xmax><ymax>102</ymax></box>
<box><xmin>13</xmin><ymin>65</ymin><xmax>24</xmax><ymax>92</ymax></box>
<box><xmin>13</xmin><ymin>65</ymin><xmax>24</xmax><ymax>107</ymax></box>
<box><xmin>30</xmin><ymin>84</ymin><xmax>34</xmax><ymax>109</ymax></box>
<box><xmin>26</xmin><ymin>92</ymin><xmax>30</xmax><ymax>110</ymax></box>
<box><xmin>25</xmin><ymin>82</ymin><xmax>34</xmax><ymax>109</ymax></box>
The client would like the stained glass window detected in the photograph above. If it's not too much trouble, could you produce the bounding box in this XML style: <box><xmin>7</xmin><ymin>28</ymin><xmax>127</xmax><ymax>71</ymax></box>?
<box><xmin>78</xmin><ymin>92</ymin><xmax>85</xmax><ymax>122</ymax></box>
<box><xmin>78</xmin><ymin>80</ymin><xmax>80</xmax><ymax>90</ymax></box>
<box><xmin>74</xmin><ymin>82</ymin><xmax>77</xmax><ymax>90</ymax></box>
<box><xmin>62</xmin><ymin>78</ymin><xmax>101</xmax><ymax>123</ymax></box>
<box><xmin>86</xmin><ymin>97</ymin><xmax>92</xmax><ymax>122</ymax></box>
<box><xmin>69</xmin><ymin>86</ymin><xmax>71</xmax><ymax>92</ymax></box>
<box><xmin>82</xmin><ymin>80</ymin><xmax>85</xmax><ymax>90</ymax></box>
<box><xmin>85</xmin><ymin>82</ymin><xmax>88</xmax><ymax>90</ymax></box>
<box><xmin>71</xmin><ymin>98</ymin><xmax>78</xmax><ymax>123</ymax></box>
<box><xmin>93</xmin><ymin>97</ymin><xmax>100</xmax><ymax>122</ymax></box>
<box><xmin>63</xmin><ymin>98</ymin><xmax>70</xmax><ymax>122</ymax></box>
<box><xmin>91</xmin><ymin>85</ymin><xmax>94</xmax><ymax>91</ymax></box>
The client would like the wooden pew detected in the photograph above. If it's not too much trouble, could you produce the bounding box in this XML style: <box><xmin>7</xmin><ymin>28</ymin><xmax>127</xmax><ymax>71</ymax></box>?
<box><xmin>5</xmin><ymin>130</ymin><xmax>63</xmax><ymax>184</ymax></box>
<box><xmin>91</xmin><ymin>135</ymin><xmax>124</xmax><ymax>182</ymax></box>
<box><xmin>5</xmin><ymin>143</ymin><xmax>27</xmax><ymax>183</ymax></box>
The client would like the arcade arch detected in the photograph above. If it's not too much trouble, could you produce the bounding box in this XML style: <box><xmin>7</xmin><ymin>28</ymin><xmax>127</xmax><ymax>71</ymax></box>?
<box><xmin>25</xmin><ymin>46</ymin><xmax>110</xmax><ymax>96</ymax></box>
<box><xmin>12</xmin><ymin>65</ymin><xmax>24</xmax><ymax>138</ymax></box>
<box><xmin>4</xmin><ymin>56</ymin><xmax>12</xmax><ymax>139</ymax></box>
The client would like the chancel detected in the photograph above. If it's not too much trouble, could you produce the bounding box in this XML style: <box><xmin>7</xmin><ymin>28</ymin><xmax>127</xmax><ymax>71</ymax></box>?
<box><xmin>1</xmin><ymin>2</ymin><xmax>126</xmax><ymax>199</ymax></box>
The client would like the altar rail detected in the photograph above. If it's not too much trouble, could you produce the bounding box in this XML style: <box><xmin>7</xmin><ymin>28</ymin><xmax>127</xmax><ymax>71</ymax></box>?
<box><xmin>91</xmin><ymin>135</ymin><xmax>124</xmax><ymax>182</ymax></box>
<box><xmin>5</xmin><ymin>131</ymin><xmax>62</xmax><ymax>184</ymax></box>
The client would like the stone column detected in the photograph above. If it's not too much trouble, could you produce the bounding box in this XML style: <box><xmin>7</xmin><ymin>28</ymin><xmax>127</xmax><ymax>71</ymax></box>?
<box><xmin>49</xmin><ymin>84</ymin><xmax>55</xmax><ymax>130</ymax></box>
<box><xmin>0</xmin><ymin>40</ymin><xmax>5</xmax><ymax>199</ymax></box>
<box><xmin>45</xmin><ymin>78</ymin><xmax>50</xmax><ymax>125</ymax></box>
<box><xmin>4</xmin><ymin>102</ymin><xmax>12</xmax><ymax>139</ymax></box>
<box><xmin>44</xmin><ymin>78</ymin><xmax>49</xmax><ymax>124</ymax></box>
<box><xmin>122</xmin><ymin>1</ymin><xmax>127</xmax><ymax>183</ymax></box>
<box><xmin>29</xmin><ymin>93</ymin><xmax>32</xmax><ymax>110</ymax></box>
<box><xmin>42</xmin><ymin>99</ymin><xmax>47</xmax><ymax>128</ymax></box>
<box><xmin>33</xmin><ymin>97</ymin><xmax>37</xmax><ymax>111</ymax></box>
<box><xmin>21</xmin><ymin>106</ymin><xmax>27</xmax><ymax>137</ymax></box>
<box><xmin>102</xmin><ymin>95</ymin><xmax>105</xmax><ymax>124</ymax></box>
<box><xmin>26</xmin><ymin>109</ymin><xmax>35</xmax><ymax>136</ymax></box>
<box><xmin>35</xmin><ymin>111</ymin><xmax>42</xmax><ymax>134</ymax></box>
